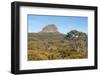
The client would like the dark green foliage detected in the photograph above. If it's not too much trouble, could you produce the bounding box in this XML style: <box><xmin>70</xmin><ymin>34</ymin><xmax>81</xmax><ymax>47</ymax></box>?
<box><xmin>65</xmin><ymin>30</ymin><xmax>87</xmax><ymax>40</ymax></box>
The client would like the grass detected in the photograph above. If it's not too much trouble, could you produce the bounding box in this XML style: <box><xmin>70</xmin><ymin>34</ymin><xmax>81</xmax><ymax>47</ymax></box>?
<box><xmin>28</xmin><ymin>50</ymin><xmax>87</xmax><ymax>61</ymax></box>
<box><xmin>28</xmin><ymin>32</ymin><xmax>88</xmax><ymax>61</ymax></box>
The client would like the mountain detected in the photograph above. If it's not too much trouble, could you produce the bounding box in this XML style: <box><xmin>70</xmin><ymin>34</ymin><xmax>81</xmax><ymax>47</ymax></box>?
<box><xmin>41</xmin><ymin>24</ymin><xmax>58</xmax><ymax>33</ymax></box>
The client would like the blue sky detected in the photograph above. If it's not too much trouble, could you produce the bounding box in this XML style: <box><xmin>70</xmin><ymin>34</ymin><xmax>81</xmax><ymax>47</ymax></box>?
<box><xmin>28</xmin><ymin>15</ymin><xmax>88</xmax><ymax>34</ymax></box>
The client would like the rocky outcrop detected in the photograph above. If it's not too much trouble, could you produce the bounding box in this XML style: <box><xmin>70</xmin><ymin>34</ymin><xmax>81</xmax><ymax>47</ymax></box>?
<box><xmin>41</xmin><ymin>24</ymin><xmax>58</xmax><ymax>33</ymax></box>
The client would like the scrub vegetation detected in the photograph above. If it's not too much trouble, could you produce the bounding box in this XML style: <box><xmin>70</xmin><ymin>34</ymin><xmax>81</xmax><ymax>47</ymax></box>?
<box><xmin>28</xmin><ymin>30</ymin><xmax>88</xmax><ymax>61</ymax></box>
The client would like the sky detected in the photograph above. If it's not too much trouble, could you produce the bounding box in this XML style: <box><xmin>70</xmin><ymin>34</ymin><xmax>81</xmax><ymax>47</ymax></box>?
<box><xmin>28</xmin><ymin>15</ymin><xmax>88</xmax><ymax>34</ymax></box>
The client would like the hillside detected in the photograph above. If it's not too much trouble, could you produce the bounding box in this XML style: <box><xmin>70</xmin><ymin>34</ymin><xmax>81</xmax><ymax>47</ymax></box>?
<box><xmin>28</xmin><ymin>31</ymin><xmax>88</xmax><ymax>60</ymax></box>
<box><xmin>28</xmin><ymin>32</ymin><xmax>65</xmax><ymax>41</ymax></box>
<box><xmin>28</xmin><ymin>24</ymin><xmax>87</xmax><ymax>60</ymax></box>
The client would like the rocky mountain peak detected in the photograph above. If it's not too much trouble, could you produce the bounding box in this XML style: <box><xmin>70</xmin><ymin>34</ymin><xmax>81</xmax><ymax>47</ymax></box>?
<box><xmin>41</xmin><ymin>24</ymin><xmax>58</xmax><ymax>33</ymax></box>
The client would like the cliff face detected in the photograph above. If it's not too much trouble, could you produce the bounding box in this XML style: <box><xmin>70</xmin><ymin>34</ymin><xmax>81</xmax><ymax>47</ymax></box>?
<box><xmin>41</xmin><ymin>24</ymin><xmax>58</xmax><ymax>33</ymax></box>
